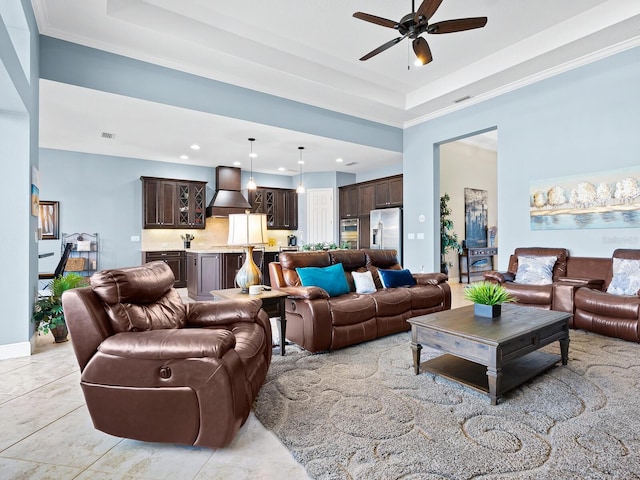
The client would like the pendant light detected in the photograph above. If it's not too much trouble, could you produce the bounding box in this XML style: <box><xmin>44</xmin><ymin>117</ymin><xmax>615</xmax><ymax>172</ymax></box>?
<box><xmin>296</xmin><ymin>146</ymin><xmax>305</xmax><ymax>194</ymax></box>
<box><xmin>246</xmin><ymin>138</ymin><xmax>257</xmax><ymax>190</ymax></box>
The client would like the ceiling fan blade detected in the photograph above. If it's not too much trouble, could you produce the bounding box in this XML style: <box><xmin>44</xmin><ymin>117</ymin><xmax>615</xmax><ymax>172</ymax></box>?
<box><xmin>412</xmin><ymin>37</ymin><xmax>433</xmax><ymax>65</ymax></box>
<box><xmin>359</xmin><ymin>36</ymin><xmax>405</xmax><ymax>61</ymax></box>
<box><xmin>414</xmin><ymin>0</ymin><xmax>443</xmax><ymax>24</ymax></box>
<box><xmin>428</xmin><ymin>17</ymin><xmax>488</xmax><ymax>34</ymax></box>
<box><xmin>353</xmin><ymin>12</ymin><xmax>398</xmax><ymax>29</ymax></box>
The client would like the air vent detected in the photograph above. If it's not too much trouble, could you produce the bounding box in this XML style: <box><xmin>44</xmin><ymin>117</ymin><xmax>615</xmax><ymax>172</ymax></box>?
<box><xmin>345</xmin><ymin>161</ymin><xmax>358</xmax><ymax>166</ymax></box>
<box><xmin>101</xmin><ymin>132</ymin><xmax>116</xmax><ymax>139</ymax></box>
<box><xmin>453</xmin><ymin>95</ymin><xmax>471</xmax><ymax>104</ymax></box>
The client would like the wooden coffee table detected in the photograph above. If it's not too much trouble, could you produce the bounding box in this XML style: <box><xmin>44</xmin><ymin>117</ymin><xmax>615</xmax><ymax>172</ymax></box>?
<box><xmin>408</xmin><ymin>304</ymin><xmax>571</xmax><ymax>405</ymax></box>
<box><xmin>210</xmin><ymin>288</ymin><xmax>289</xmax><ymax>356</ymax></box>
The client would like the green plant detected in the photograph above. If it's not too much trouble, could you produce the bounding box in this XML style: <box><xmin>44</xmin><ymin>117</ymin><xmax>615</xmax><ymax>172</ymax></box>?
<box><xmin>301</xmin><ymin>242</ymin><xmax>340</xmax><ymax>251</ymax></box>
<box><xmin>32</xmin><ymin>273</ymin><xmax>87</xmax><ymax>335</ymax></box>
<box><xmin>464</xmin><ymin>282</ymin><xmax>517</xmax><ymax>306</ymax></box>
<box><xmin>440</xmin><ymin>193</ymin><xmax>463</xmax><ymax>265</ymax></box>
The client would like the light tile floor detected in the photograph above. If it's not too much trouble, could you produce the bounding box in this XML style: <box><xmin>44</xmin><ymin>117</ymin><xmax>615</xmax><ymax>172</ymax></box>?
<box><xmin>0</xmin><ymin>283</ymin><xmax>469</xmax><ymax>479</ymax></box>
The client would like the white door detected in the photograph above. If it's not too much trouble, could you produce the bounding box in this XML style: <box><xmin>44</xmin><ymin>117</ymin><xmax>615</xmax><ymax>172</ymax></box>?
<box><xmin>306</xmin><ymin>188</ymin><xmax>334</xmax><ymax>244</ymax></box>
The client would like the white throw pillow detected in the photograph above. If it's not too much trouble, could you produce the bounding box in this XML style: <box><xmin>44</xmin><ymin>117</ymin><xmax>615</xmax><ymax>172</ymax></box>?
<box><xmin>352</xmin><ymin>270</ymin><xmax>377</xmax><ymax>294</ymax></box>
<box><xmin>607</xmin><ymin>258</ymin><xmax>640</xmax><ymax>296</ymax></box>
<box><xmin>515</xmin><ymin>255</ymin><xmax>557</xmax><ymax>285</ymax></box>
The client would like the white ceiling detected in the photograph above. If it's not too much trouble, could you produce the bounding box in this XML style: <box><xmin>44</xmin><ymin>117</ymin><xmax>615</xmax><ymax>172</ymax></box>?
<box><xmin>32</xmin><ymin>0</ymin><xmax>640</xmax><ymax>175</ymax></box>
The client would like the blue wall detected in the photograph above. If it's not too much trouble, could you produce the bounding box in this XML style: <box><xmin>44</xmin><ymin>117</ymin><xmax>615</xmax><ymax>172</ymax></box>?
<box><xmin>38</xmin><ymin>149</ymin><xmax>220</xmax><ymax>271</ymax></box>
<box><xmin>39</xmin><ymin>36</ymin><xmax>403</xmax><ymax>153</ymax></box>
<box><xmin>403</xmin><ymin>46</ymin><xmax>640</xmax><ymax>272</ymax></box>
<box><xmin>0</xmin><ymin>0</ymin><xmax>40</xmax><ymax>353</ymax></box>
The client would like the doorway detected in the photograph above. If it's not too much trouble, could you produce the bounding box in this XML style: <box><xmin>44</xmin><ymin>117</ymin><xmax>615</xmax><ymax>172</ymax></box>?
<box><xmin>438</xmin><ymin>129</ymin><xmax>498</xmax><ymax>283</ymax></box>
<box><xmin>306</xmin><ymin>188</ymin><xmax>334</xmax><ymax>245</ymax></box>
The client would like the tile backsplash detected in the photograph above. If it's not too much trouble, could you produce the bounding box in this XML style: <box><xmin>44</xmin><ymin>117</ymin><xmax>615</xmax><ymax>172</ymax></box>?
<box><xmin>141</xmin><ymin>217</ymin><xmax>294</xmax><ymax>251</ymax></box>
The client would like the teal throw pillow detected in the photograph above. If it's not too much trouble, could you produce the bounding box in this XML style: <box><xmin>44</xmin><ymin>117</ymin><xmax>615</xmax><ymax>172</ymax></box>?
<box><xmin>296</xmin><ymin>263</ymin><xmax>350</xmax><ymax>297</ymax></box>
<box><xmin>379</xmin><ymin>269</ymin><xmax>416</xmax><ymax>288</ymax></box>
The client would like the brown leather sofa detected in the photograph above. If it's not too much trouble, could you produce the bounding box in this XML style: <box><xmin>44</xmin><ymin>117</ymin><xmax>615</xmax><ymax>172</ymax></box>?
<box><xmin>61</xmin><ymin>261</ymin><xmax>272</xmax><ymax>449</ymax></box>
<box><xmin>486</xmin><ymin>248</ymin><xmax>640</xmax><ymax>343</ymax></box>
<box><xmin>268</xmin><ymin>249</ymin><xmax>451</xmax><ymax>353</ymax></box>
<box><xmin>484</xmin><ymin>247</ymin><xmax>570</xmax><ymax>309</ymax></box>
<box><xmin>572</xmin><ymin>249</ymin><xmax>640</xmax><ymax>342</ymax></box>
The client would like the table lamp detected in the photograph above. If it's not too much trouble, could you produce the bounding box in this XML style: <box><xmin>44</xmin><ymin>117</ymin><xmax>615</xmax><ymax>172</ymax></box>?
<box><xmin>227</xmin><ymin>212</ymin><xmax>268</xmax><ymax>293</ymax></box>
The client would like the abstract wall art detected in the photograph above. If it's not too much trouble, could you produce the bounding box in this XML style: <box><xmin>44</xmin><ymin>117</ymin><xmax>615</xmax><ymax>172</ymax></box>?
<box><xmin>464</xmin><ymin>188</ymin><xmax>488</xmax><ymax>247</ymax></box>
<box><xmin>530</xmin><ymin>167</ymin><xmax>640</xmax><ymax>230</ymax></box>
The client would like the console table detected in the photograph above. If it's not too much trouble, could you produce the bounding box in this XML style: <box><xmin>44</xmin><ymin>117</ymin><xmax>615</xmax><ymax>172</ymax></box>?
<box><xmin>459</xmin><ymin>247</ymin><xmax>498</xmax><ymax>283</ymax></box>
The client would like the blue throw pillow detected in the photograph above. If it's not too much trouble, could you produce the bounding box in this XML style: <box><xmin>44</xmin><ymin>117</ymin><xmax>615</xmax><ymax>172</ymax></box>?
<box><xmin>378</xmin><ymin>269</ymin><xmax>416</xmax><ymax>288</ymax></box>
<box><xmin>296</xmin><ymin>263</ymin><xmax>350</xmax><ymax>297</ymax></box>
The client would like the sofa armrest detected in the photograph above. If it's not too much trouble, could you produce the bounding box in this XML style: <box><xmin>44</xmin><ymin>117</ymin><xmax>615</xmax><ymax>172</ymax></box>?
<box><xmin>484</xmin><ymin>271</ymin><xmax>514</xmax><ymax>283</ymax></box>
<box><xmin>98</xmin><ymin>329</ymin><xmax>236</xmax><ymax>360</ymax></box>
<box><xmin>413</xmin><ymin>272</ymin><xmax>448</xmax><ymax>285</ymax></box>
<box><xmin>185</xmin><ymin>299</ymin><xmax>263</xmax><ymax>328</ymax></box>
<box><xmin>276</xmin><ymin>286</ymin><xmax>329</xmax><ymax>300</ymax></box>
<box><xmin>555</xmin><ymin>277</ymin><xmax>605</xmax><ymax>290</ymax></box>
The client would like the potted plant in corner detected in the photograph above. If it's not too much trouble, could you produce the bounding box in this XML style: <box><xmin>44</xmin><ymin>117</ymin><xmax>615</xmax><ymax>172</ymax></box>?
<box><xmin>440</xmin><ymin>193</ymin><xmax>463</xmax><ymax>275</ymax></box>
<box><xmin>32</xmin><ymin>273</ymin><xmax>87</xmax><ymax>343</ymax></box>
<box><xmin>464</xmin><ymin>281</ymin><xmax>517</xmax><ymax>318</ymax></box>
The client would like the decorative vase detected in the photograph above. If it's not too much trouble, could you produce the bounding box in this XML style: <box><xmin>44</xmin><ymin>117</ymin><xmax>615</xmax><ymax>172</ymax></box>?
<box><xmin>183</xmin><ymin>241</ymin><xmax>191</xmax><ymax>249</ymax></box>
<box><xmin>474</xmin><ymin>303</ymin><xmax>501</xmax><ymax>318</ymax></box>
<box><xmin>51</xmin><ymin>323</ymin><xmax>69</xmax><ymax>343</ymax></box>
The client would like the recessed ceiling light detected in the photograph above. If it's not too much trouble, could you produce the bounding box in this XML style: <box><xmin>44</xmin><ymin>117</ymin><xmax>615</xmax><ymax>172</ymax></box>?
<box><xmin>180</xmin><ymin>155</ymin><xmax>189</xmax><ymax>160</ymax></box>
<box><xmin>336</xmin><ymin>158</ymin><xmax>343</xmax><ymax>163</ymax></box>
<box><xmin>190</xmin><ymin>144</ymin><xmax>200</xmax><ymax>150</ymax></box>
<box><xmin>233</xmin><ymin>161</ymin><xmax>241</xmax><ymax>166</ymax></box>
<box><xmin>298</xmin><ymin>160</ymin><xmax>305</xmax><ymax>165</ymax></box>
<box><xmin>278</xmin><ymin>167</ymin><xmax>285</xmax><ymax>171</ymax></box>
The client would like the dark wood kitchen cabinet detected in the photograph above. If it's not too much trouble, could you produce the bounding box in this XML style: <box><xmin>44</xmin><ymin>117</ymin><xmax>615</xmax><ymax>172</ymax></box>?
<box><xmin>249</xmin><ymin>187</ymin><xmax>297</xmax><ymax>230</ymax></box>
<box><xmin>186</xmin><ymin>252</ymin><xmax>222</xmax><ymax>300</ymax></box>
<box><xmin>339</xmin><ymin>185</ymin><xmax>359</xmax><ymax>218</ymax></box>
<box><xmin>141</xmin><ymin>177</ymin><xmax>206</xmax><ymax>229</ymax></box>
<box><xmin>142</xmin><ymin>178</ymin><xmax>177</xmax><ymax>228</ymax></box>
<box><xmin>143</xmin><ymin>250</ymin><xmax>186</xmax><ymax>288</ymax></box>
<box><xmin>176</xmin><ymin>181</ymin><xmax>206</xmax><ymax>228</ymax></box>
<box><xmin>187</xmin><ymin>250</ymin><xmax>268</xmax><ymax>299</ymax></box>
<box><xmin>358</xmin><ymin>183</ymin><xmax>375</xmax><ymax>216</ymax></box>
<box><xmin>374</xmin><ymin>175</ymin><xmax>403</xmax><ymax>208</ymax></box>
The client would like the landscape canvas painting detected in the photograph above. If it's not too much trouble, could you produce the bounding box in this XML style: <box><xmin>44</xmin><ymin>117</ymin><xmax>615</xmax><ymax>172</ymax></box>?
<box><xmin>530</xmin><ymin>167</ymin><xmax>640</xmax><ymax>230</ymax></box>
<box><xmin>464</xmin><ymin>188</ymin><xmax>488</xmax><ymax>247</ymax></box>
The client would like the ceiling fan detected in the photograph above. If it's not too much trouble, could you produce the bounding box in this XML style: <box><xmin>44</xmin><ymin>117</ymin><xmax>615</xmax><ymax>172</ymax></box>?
<box><xmin>353</xmin><ymin>0</ymin><xmax>487</xmax><ymax>65</ymax></box>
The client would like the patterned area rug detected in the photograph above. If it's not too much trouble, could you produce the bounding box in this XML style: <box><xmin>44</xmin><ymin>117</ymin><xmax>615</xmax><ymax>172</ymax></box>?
<box><xmin>254</xmin><ymin>329</ymin><xmax>640</xmax><ymax>479</ymax></box>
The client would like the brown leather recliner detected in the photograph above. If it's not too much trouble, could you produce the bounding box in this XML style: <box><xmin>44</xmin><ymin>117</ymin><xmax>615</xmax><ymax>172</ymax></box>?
<box><xmin>61</xmin><ymin>261</ymin><xmax>272</xmax><ymax>449</ymax></box>
<box><xmin>573</xmin><ymin>249</ymin><xmax>640</xmax><ymax>342</ymax></box>
<box><xmin>484</xmin><ymin>247</ymin><xmax>569</xmax><ymax>309</ymax></box>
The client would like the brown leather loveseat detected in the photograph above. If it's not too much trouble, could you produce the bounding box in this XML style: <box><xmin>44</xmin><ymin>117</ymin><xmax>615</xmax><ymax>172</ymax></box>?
<box><xmin>61</xmin><ymin>261</ymin><xmax>272</xmax><ymax>448</ymax></box>
<box><xmin>268</xmin><ymin>249</ymin><xmax>451</xmax><ymax>352</ymax></box>
<box><xmin>486</xmin><ymin>247</ymin><xmax>640</xmax><ymax>343</ymax></box>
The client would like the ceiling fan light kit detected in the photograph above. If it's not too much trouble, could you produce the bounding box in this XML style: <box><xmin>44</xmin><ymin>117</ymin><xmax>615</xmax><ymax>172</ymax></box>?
<box><xmin>354</xmin><ymin>0</ymin><xmax>487</xmax><ymax>65</ymax></box>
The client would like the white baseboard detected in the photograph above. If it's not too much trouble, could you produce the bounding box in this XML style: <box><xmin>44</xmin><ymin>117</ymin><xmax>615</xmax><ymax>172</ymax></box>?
<box><xmin>0</xmin><ymin>339</ymin><xmax>33</xmax><ymax>360</ymax></box>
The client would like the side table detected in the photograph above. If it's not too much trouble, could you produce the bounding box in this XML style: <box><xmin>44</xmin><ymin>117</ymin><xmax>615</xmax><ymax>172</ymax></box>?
<box><xmin>459</xmin><ymin>247</ymin><xmax>498</xmax><ymax>283</ymax></box>
<box><xmin>210</xmin><ymin>288</ymin><xmax>289</xmax><ymax>355</ymax></box>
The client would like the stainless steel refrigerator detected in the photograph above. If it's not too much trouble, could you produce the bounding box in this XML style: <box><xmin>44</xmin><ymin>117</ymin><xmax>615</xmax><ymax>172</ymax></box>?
<box><xmin>370</xmin><ymin>207</ymin><xmax>402</xmax><ymax>263</ymax></box>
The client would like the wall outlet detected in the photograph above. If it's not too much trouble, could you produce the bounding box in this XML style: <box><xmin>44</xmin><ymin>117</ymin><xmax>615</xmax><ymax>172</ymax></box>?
<box><xmin>417</xmin><ymin>233</ymin><xmax>425</xmax><ymax>240</ymax></box>
<box><xmin>131</xmin><ymin>235</ymin><xmax>140</xmax><ymax>242</ymax></box>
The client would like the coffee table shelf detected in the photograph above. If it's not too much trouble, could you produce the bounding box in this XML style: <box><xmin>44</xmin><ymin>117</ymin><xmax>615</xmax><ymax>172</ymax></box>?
<box><xmin>420</xmin><ymin>350</ymin><xmax>561</xmax><ymax>398</ymax></box>
<box><xmin>409</xmin><ymin>304</ymin><xmax>571</xmax><ymax>405</ymax></box>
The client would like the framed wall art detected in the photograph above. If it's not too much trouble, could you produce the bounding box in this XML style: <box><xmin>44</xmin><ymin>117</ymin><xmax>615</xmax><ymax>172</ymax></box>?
<box><xmin>530</xmin><ymin>167</ymin><xmax>640</xmax><ymax>230</ymax></box>
<box><xmin>464</xmin><ymin>188</ymin><xmax>488</xmax><ymax>247</ymax></box>
<box><xmin>39</xmin><ymin>201</ymin><xmax>59</xmax><ymax>240</ymax></box>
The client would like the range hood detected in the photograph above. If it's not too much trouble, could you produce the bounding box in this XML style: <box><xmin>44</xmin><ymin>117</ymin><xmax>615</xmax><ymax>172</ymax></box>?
<box><xmin>206</xmin><ymin>166</ymin><xmax>252</xmax><ymax>217</ymax></box>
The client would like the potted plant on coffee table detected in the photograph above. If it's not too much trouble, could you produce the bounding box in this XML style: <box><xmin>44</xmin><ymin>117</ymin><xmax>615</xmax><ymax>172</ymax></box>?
<box><xmin>464</xmin><ymin>281</ymin><xmax>517</xmax><ymax>318</ymax></box>
<box><xmin>32</xmin><ymin>273</ymin><xmax>87</xmax><ymax>343</ymax></box>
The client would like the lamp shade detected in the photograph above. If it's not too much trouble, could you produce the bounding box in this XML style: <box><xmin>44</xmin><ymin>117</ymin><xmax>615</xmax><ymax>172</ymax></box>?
<box><xmin>227</xmin><ymin>213</ymin><xmax>268</xmax><ymax>246</ymax></box>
